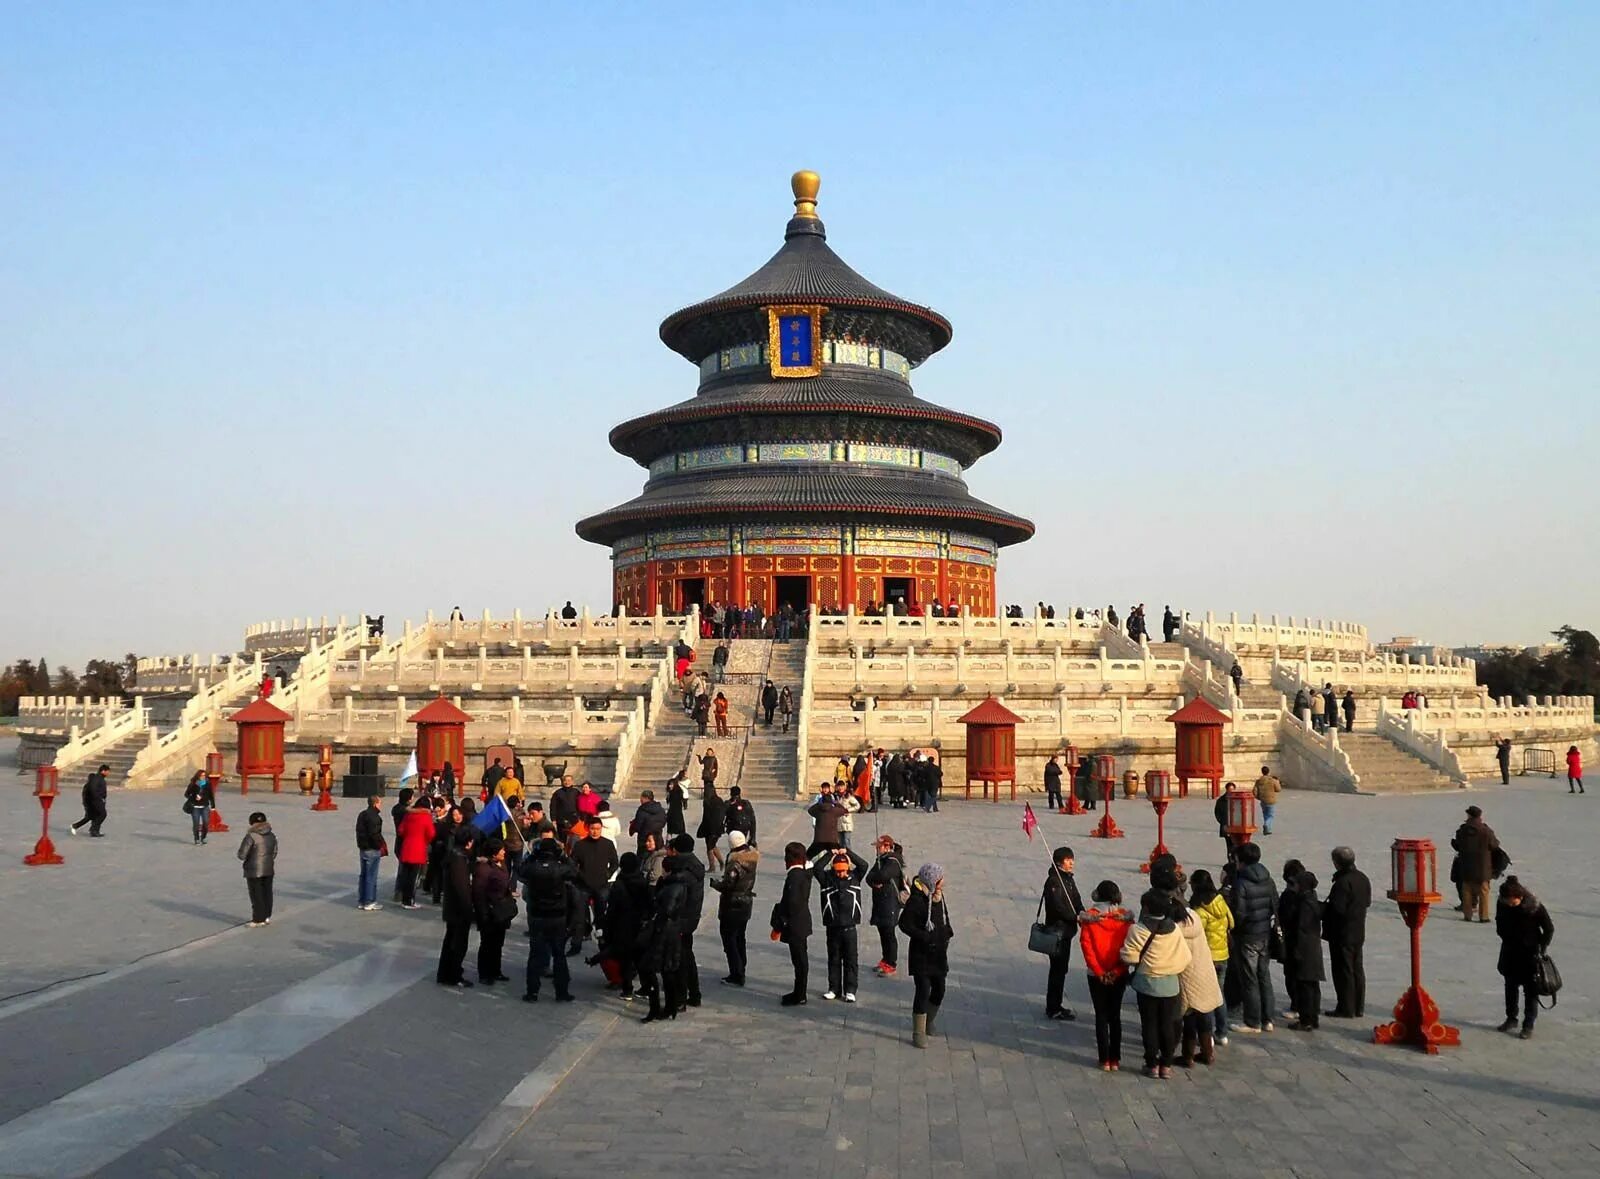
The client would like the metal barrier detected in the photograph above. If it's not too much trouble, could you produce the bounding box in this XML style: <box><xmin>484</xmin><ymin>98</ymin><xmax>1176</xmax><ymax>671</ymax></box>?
<box><xmin>1521</xmin><ymin>747</ymin><xmax>1556</xmax><ymax>778</ymax></box>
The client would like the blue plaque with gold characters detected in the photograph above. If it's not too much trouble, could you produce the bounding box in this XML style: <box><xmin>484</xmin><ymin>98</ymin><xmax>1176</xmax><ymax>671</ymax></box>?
<box><xmin>767</xmin><ymin>304</ymin><xmax>825</xmax><ymax>377</ymax></box>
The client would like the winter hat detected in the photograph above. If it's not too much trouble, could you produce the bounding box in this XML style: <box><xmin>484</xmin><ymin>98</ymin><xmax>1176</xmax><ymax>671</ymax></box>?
<box><xmin>728</xmin><ymin>831</ymin><xmax>748</xmax><ymax>849</ymax></box>
<box><xmin>915</xmin><ymin>863</ymin><xmax>943</xmax><ymax>891</ymax></box>
<box><xmin>671</xmin><ymin>833</ymin><xmax>696</xmax><ymax>854</ymax></box>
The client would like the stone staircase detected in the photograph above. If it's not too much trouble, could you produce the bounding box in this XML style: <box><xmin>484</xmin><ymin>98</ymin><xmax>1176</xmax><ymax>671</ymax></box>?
<box><xmin>735</xmin><ymin>639</ymin><xmax>806</xmax><ymax>800</ymax></box>
<box><xmin>622</xmin><ymin>708</ymin><xmax>702</xmax><ymax>800</ymax></box>
<box><xmin>93</xmin><ymin>732</ymin><xmax>154</xmax><ymax>789</ymax></box>
<box><xmin>1340</xmin><ymin>732</ymin><xmax>1459</xmax><ymax>792</ymax></box>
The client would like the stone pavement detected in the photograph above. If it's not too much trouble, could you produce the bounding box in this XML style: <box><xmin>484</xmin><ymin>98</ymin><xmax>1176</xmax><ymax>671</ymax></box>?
<box><xmin>3</xmin><ymin>732</ymin><xmax>1598</xmax><ymax>1178</ymax></box>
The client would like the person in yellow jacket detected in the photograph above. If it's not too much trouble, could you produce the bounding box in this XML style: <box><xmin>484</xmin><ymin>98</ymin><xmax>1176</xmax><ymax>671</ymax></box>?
<box><xmin>1188</xmin><ymin>869</ymin><xmax>1235</xmax><ymax>1048</ymax></box>
<box><xmin>495</xmin><ymin>772</ymin><xmax>523</xmax><ymax>806</ymax></box>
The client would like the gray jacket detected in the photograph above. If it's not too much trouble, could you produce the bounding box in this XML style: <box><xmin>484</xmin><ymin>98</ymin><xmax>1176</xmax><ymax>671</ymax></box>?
<box><xmin>238</xmin><ymin>822</ymin><xmax>279</xmax><ymax>878</ymax></box>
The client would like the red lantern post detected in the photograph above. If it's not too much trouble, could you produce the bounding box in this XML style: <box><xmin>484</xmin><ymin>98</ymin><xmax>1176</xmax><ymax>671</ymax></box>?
<box><xmin>1223</xmin><ymin>785</ymin><xmax>1256</xmax><ymax>848</ymax></box>
<box><xmin>311</xmin><ymin>742</ymin><xmax>339</xmax><ymax>811</ymax></box>
<box><xmin>204</xmin><ymin>751</ymin><xmax>230</xmax><ymax>833</ymax></box>
<box><xmin>1088</xmin><ymin>753</ymin><xmax>1124</xmax><ymax>839</ymax></box>
<box><xmin>1373</xmin><ymin>838</ymin><xmax>1460</xmax><ymax>1054</ymax></box>
<box><xmin>1061</xmin><ymin>743</ymin><xmax>1084</xmax><ymax>815</ymax></box>
<box><xmin>25</xmin><ymin>765</ymin><xmax>65</xmax><ymax>866</ymax></box>
<box><xmin>1139</xmin><ymin>770</ymin><xmax>1177</xmax><ymax>874</ymax></box>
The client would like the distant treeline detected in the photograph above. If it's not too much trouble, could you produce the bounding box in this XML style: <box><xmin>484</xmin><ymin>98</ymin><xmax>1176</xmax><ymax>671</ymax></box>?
<box><xmin>0</xmin><ymin>656</ymin><xmax>138</xmax><ymax>716</ymax></box>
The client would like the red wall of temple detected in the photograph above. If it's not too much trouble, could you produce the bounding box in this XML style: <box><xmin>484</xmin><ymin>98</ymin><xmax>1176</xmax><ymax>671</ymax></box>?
<box><xmin>613</xmin><ymin>555</ymin><xmax>995</xmax><ymax>616</ymax></box>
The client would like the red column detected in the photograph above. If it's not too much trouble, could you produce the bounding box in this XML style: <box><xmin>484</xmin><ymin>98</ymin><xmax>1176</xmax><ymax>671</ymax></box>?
<box><xmin>730</xmin><ymin>554</ymin><xmax>746</xmax><ymax>607</ymax></box>
<box><xmin>842</xmin><ymin>555</ymin><xmax>857</xmax><ymax>609</ymax></box>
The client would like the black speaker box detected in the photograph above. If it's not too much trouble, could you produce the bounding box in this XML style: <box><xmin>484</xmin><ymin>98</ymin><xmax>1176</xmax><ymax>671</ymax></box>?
<box><xmin>342</xmin><ymin>772</ymin><xmax>387</xmax><ymax>798</ymax></box>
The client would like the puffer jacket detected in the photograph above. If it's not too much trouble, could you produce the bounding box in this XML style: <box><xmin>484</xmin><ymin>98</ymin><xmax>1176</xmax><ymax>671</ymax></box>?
<box><xmin>236</xmin><ymin>822</ymin><xmax>278</xmax><ymax>878</ymax></box>
<box><xmin>1178</xmin><ymin>914</ymin><xmax>1225</xmax><ymax>1013</ymax></box>
<box><xmin>1078</xmin><ymin>907</ymin><xmax>1134</xmax><ymax>979</ymax></box>
<box><xmin>1229</xmin><ymin>862</ymin><xmax>1278</xmax><ymax>942</ymax></box>
<box><xmin>1193</xmin><ymin>894</ymin><xmax>1234</xmax><ymax>961</ymax></box>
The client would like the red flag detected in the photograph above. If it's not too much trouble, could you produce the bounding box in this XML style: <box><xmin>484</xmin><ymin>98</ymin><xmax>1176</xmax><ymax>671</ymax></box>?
<box><xmin>1022</xmin><ymin>801</ymin><xmax>1039</xmax><ymax>841</ymax></box>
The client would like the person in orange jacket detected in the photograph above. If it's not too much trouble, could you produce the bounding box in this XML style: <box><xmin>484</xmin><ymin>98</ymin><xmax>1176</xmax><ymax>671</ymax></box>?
<box><xmin>1078</xmin><ymin>881</ymin><xmax>1135</xmax><ymax>1071</ymax></box>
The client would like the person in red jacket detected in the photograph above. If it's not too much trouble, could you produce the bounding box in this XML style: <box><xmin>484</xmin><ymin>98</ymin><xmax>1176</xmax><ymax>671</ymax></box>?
<box><xmin>395</xmin><ymin>799</ymin><xmax>437</xmax><ymax>909</ymax></box>
<box><xmin>1567</xmin><ymin>746</ymin><xmax>1585</xmax><ymax>794</ymax></box>
<box><xmin>1078</xmin><ymin>880</ymin><xmax>1135</xmax><ymax>1071</ymax></box>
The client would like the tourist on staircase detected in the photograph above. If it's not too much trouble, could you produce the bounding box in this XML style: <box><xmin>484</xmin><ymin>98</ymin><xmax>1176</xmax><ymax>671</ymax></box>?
<box><xmin>713</xmin><ymin>691</ymin><xmax>729</xmax><ymax>737</ymax></box>
<box><xmin>760</xmin><ymin>679</ymin><xmax>779</xmax><ymax>726</ymax></box>
<box><xmin>1229</xmin><ymin>661</ymin><xmax>1243</xmax><ymax>697</ymax></box>
<box><xmin>1342</xmin><ymin>690</ymin><xmax>1357</xmax><ymax>733</ymax></box>
<box><xmin>1308</xmin><ymin>689</ymin><xmax>1325</xmax><ymax>733</ymax></box>
<box><xmin>1322</xmin><ymin>683</ymin><xmax>1337</xmax><ymax>732</ymax></box>
<box><xmin>778</xmin><ymin>684</ymin><xmax>794</xmax><ymax>733</ymax></box>
<box><xmin>711</xmin><ymin>640</ymin><xmax>729</xmax><ymax>683</ymax></box>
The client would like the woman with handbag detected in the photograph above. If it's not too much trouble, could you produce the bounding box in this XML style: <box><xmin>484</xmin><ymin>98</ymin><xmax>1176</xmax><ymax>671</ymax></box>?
<box><xmin>1079</xmin><ymin>881</ymin><xmax>1134</xmax><ymax>1070</ymax></box>
<box><xmin>1037</xmin><ymin>846</ymin><xmax>1085</xmax><ymax>1021</ymax></box>
<box><xmin>1495</xmin><ymin>876</ymin><xmax>1555</xmax><ymax>1039</ymax></box>
<box><xmin>1120</xmin><ymin>891</ymin><xmax>1192</xmax><ymax>1079</ymax></box>
<box><xmin>471</xmin><ymin>839</ymin><xmax>516</xmax><ymax>987</ymax></box>
<box><xmin>183</xmin><ymin>771</ymin><xmax>215</xmax><ymax>845</ymax></box>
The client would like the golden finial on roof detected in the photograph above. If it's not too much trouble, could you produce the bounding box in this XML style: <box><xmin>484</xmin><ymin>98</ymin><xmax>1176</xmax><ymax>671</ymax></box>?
<box><xmin>791</xmin><ymin>170</ymin><xmax>820</xmax><ymax>219</ymax></box>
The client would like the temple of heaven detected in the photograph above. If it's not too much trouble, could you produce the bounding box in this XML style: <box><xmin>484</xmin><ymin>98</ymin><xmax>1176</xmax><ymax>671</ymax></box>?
<box><xmin>576</xmin><ymin>171</ymin><xmax>1033</xmax><ymax>616</ymax></box>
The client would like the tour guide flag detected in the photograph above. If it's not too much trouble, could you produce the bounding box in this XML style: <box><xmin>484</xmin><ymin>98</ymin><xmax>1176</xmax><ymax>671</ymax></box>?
<box><xmin>398</xmin><ymin>750</ymin><xmax>419</xmax><ymax>786</ymax></box>
<box><xmin>472</xmin><ymin>793</ymin><xmax>514</xmax><ymax>834</ymax></box>
<box><xmin>1022</xmin><ymin>801</ymin><xmax>1039</xmax><ymax>841</ymax></box>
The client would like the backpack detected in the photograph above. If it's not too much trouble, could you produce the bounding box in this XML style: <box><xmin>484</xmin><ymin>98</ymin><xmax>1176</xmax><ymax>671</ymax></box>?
<box><xmin>521</xmin><ymin>854</ymin><xmax>568</xmax><ymax>915</ymax></box>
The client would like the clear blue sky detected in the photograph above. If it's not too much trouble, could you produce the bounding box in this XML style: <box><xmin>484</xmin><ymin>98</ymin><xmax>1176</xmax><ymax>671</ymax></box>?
<box><xmin>4</xmin><ymin>2</ymin><xmax>1596</xmax><ymax>668</ymax></box>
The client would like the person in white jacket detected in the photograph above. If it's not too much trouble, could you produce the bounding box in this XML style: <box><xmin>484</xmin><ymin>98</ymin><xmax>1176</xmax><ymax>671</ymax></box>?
<box><xmin>836</xmin><ymin>783</ymin><xmax>861</xmax><ymax>850</ymax></box>
<box><xmin>1121</xmin><ymin>891</ymin><xmax>1192</xmax><ymax>1079</ymax></box>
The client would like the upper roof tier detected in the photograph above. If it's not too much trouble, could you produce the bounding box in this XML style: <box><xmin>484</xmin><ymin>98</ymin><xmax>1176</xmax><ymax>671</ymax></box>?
<box><xmin>658</xmin><ymin>172</ymin><xmax>953</xmax><ymax>366</ymax></box>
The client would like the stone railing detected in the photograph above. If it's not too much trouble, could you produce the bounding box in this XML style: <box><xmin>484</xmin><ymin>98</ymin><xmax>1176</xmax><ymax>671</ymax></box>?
<box><xmin>414</xmin><ymin>607</ymin><xmax>699</xmax><ymax>650</ymax></box>
<box><xmin>278</xmin><ymin>694</ymin><xmax>642</xmax><ymax>746</ymax></box>
<box><xmin>16</xmin><ymin>696</ymin><xmax>133</xmax><ymax>736</ymax></box>
<box><xmin>811</xmin><ymin>610</ymin><xmax>1103</xmax><ymax>649</ymax></box>
<box><xmin>804</xmin><ymin>693</ymin><xmax>1279</xmax><ymax>750</ymax></box>
<box><xmin>1178</xmin><ymin>619</ymin><xmax>1243</xmax><ymax>680</ymax></box>
<box><xmin>245</xmin><ymin>615</ymin><xmax>355</xmax><ymax>653</ymax></box>
<box><xmin>1376</xmin><ymin>701</ymin><xmax>1468</xmax><ymax>784</ymax></box>
<box><xmin>1180</xmin><ymin>657</ymin><xmax>1236</xmax><ymax>712</ymax></box>
<box><xmin>794</xmin><ymin>610</ymin><xmax>821</xmax><ymax>796</ymax></box>
<box><xmin>127</xmin><ymin>626</ymin><xmax>362</xmax><ymax>787</ymax></box>
<box><xmin>810</xmin><ymin>643</ymin><xmax>1187</xmax><ymax>695</ymax></box>
<box><xmin>1385</xmin><ymin>694</ymin><xmax>1594</xmax><ymax>738</ymax></box>
<box><xmin>1276</xmin><ymin>712</ymin><xmax>1361</xmax><ymax>793</ymax></box>
<box><xmin>50</xmin><ymin>698</ymin><xmax>153</xmax><ymax>777</ymax></box>
<box><xmin>1193</xmin><ymin>612</ymin><xmax>1369</xmax><ymax>656</ymax></box>
<box><xmin>329</xmin><ymin>647</ymin><xmax>663</xmax><ymax>693</ymax></box>
<box><xmin>134</xmin><ymin>653</ymin><xmax>255</xmax><ymax>692</ymax></box>
<box><xmin>1270</xmin><ymin>651</ymin><xmax>1478</xmax><ymax>697</ymax></box>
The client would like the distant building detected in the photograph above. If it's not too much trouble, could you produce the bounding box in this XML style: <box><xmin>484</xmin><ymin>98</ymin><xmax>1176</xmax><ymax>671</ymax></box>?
<box><xmin>1454</xmin><ymin>641</ymin><xmax>1562</xmax><ymax>662</ymax></box>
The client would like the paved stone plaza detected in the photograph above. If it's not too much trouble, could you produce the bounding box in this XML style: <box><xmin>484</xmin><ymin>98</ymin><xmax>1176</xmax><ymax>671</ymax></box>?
<box><xmin>2</xmin><ymin>735</ymin><xmax>1597</xmax><ymax>1179</ymax></box>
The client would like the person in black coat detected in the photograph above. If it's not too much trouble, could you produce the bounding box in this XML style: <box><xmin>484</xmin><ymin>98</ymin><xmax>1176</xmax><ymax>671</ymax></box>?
<box><xmin>1322</xmin><ymin>847</ymin><xmax>1371</xmax><ymax>1018</ymax></box>
<box><xmin>899</xmin><ymin>863</ymin><xmax>953</xmax><ymax>1047</ymax></box>
<box><xmin>600</xmin><ymin>853</ymin><xmax>651</xmax><ymax>1000</ymax></box>
<box><xmin>1040</xmin><ymin>846</ymin><xmax>1085</xmax><ymax>1021</ymax></box>
<box><xmin>640</xmin><ymin>855</ymin><xmax>690</xmax><ymax>1022</ymax></box>
<box><xmin>1277</xmin><ymin>858</ymin><xmax>1305</xmax><ymax>1018</ymax></box>
<box><xmin>72</xmin><ymin>765</ymin><xmax>110</xmax><ymax>836</ymax></box>
<box><xmin>436</xmin><ymin>825</ymin><xmax>477</xmax><ymax>988</ymax></box>
<box><xmin>696</xmin><ymin>786</ymin><xmax>727</xmax><ymax>870</ymax></box>
<box><xmin>775</xmin><ymin>841</ymin><xmax>814</xmax><ymax>1006</ymax></box>
<box><xmin>723</xmin><ymin>786</ymin><xmax>757</xmax><ymax>844</ymax></box>
<box><xmin>1495</xmin><ymin>876</ymin><xmax>1555</xmax><ymax>1037</ymax></box>
<box><xmin>1288</xmin><ymin>871</ymin><xmax>1325</xmax><ymax>1031</ymax></box>
<box><xmin>1494</xmin><ymin>738</ymin><xmax>1513</xmax><ymax>785</ymax></box>
<box><xmin>1227</xmin><ymin>842</ymin><xmax>1279</xmax><ymax>1031</ymax></box>
<box><xmin>630</xmin><ymin>791</ymin><xmax>668</xmax><ymax>855</ymax></box>
<box><xmin>1043</xmin><ymin>756</ymin><xmax>1064</xmax><ymax>811</ymax></box>
<box><xmin>865</xmin><ymin>836</ymin><xmax>907</xmax><ymax>975</ymax></box>
<box><xmin>884</xmin><ymin>754</ymin><xmax>909</xmax><ymax>808</ymax></box>
<box><xmin>669</xmin><ymin>834</ymin><xmax>707</xmax><ymax>1008</ymax></box>
<box><xmin>666</xmin><ymin>774</ymin><xmax>689</xmax><ymax>838</ymax></box>
<box><xmin>761</xmin><ymin>679</ymin><xmax>779</xmax><ymax>725</ymax></box>
<box><xmin>1074</xmin><ymin>757</ymin><xmax>1098</xmax><ymax>812</ymax></box>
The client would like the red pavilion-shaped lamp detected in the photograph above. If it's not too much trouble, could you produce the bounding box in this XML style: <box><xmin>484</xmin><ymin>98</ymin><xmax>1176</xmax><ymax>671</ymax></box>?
<box><xmin>1088</xmin><ymin>753</ymin><xmax>1124</xmax><ymax>838</ymax></box>
<box><xmin>25</xmin><ymin>765</ymin><xmax>65</xmax><ymax>866</ymax></box>
<box><xmin>409</xmin><ymin>696</ymin><xmax>473</xmax><ymax>781</ymax></box>
<box><xmin>204</xmin><ymin>751</ymin><xmax>230</xmax><ymax>832</ymax></box>
<box><xmin>1373</xmin><ymin>838</ymin><xmax>1460</xmax><ymax>1054</ymax></box>
<box><xmin>1167</xmin><ymin>695</ymin><xmax>1229</xmax><ymax>799</ymax></box>
<box><xmin>1139</xmin><ymin>770</ymin><xmax>1177</xmax><ymax>874</ymax></box>
<box><xmin>231</xmin><ymin>696</ymin><xmax>291</xmax><ymax>794</ymax></box>
<box><xmin>958</xmin><ymin>697</ymin><xmax>1023</xmax><ymax>802</ymax></box>
<box><xmin>1224</xmin><ymin>785</ymin><xmax>1256</xmax><ymax>846</ymax></box>
<box><xmin>311</xmin><ymin>742</ymin><xmax>338</xmax><ymax>811</ymax></box>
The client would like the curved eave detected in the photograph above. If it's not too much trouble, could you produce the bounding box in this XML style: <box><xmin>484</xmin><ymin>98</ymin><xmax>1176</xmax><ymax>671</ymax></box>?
<box><xmin>608</xmin><ymin>397</ymin><xmax>1003</xmax><ymax>464</ymax></box>
<box><xmin>659</xmin><ymin>293</ymin><xmax>952</xmax><ymax>362</ymax></box>
<box><xmin>576</xmin><ymin>470</ymin><xmax>1035</xmax><ymax>548</ymax></box>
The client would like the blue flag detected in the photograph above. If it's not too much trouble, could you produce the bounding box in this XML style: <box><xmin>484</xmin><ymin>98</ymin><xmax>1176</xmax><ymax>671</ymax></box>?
<box><xmin>472</xmin><ymin>793</ymin><xmax>514</xmax><ymax>834</ymax></box>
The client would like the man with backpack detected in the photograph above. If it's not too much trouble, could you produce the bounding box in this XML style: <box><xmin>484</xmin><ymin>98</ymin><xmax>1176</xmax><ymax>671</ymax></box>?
<box><xmin>520</xmin><ymin>824</ymin><xmax>579</xmax><ymax>1003</ymax></box>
